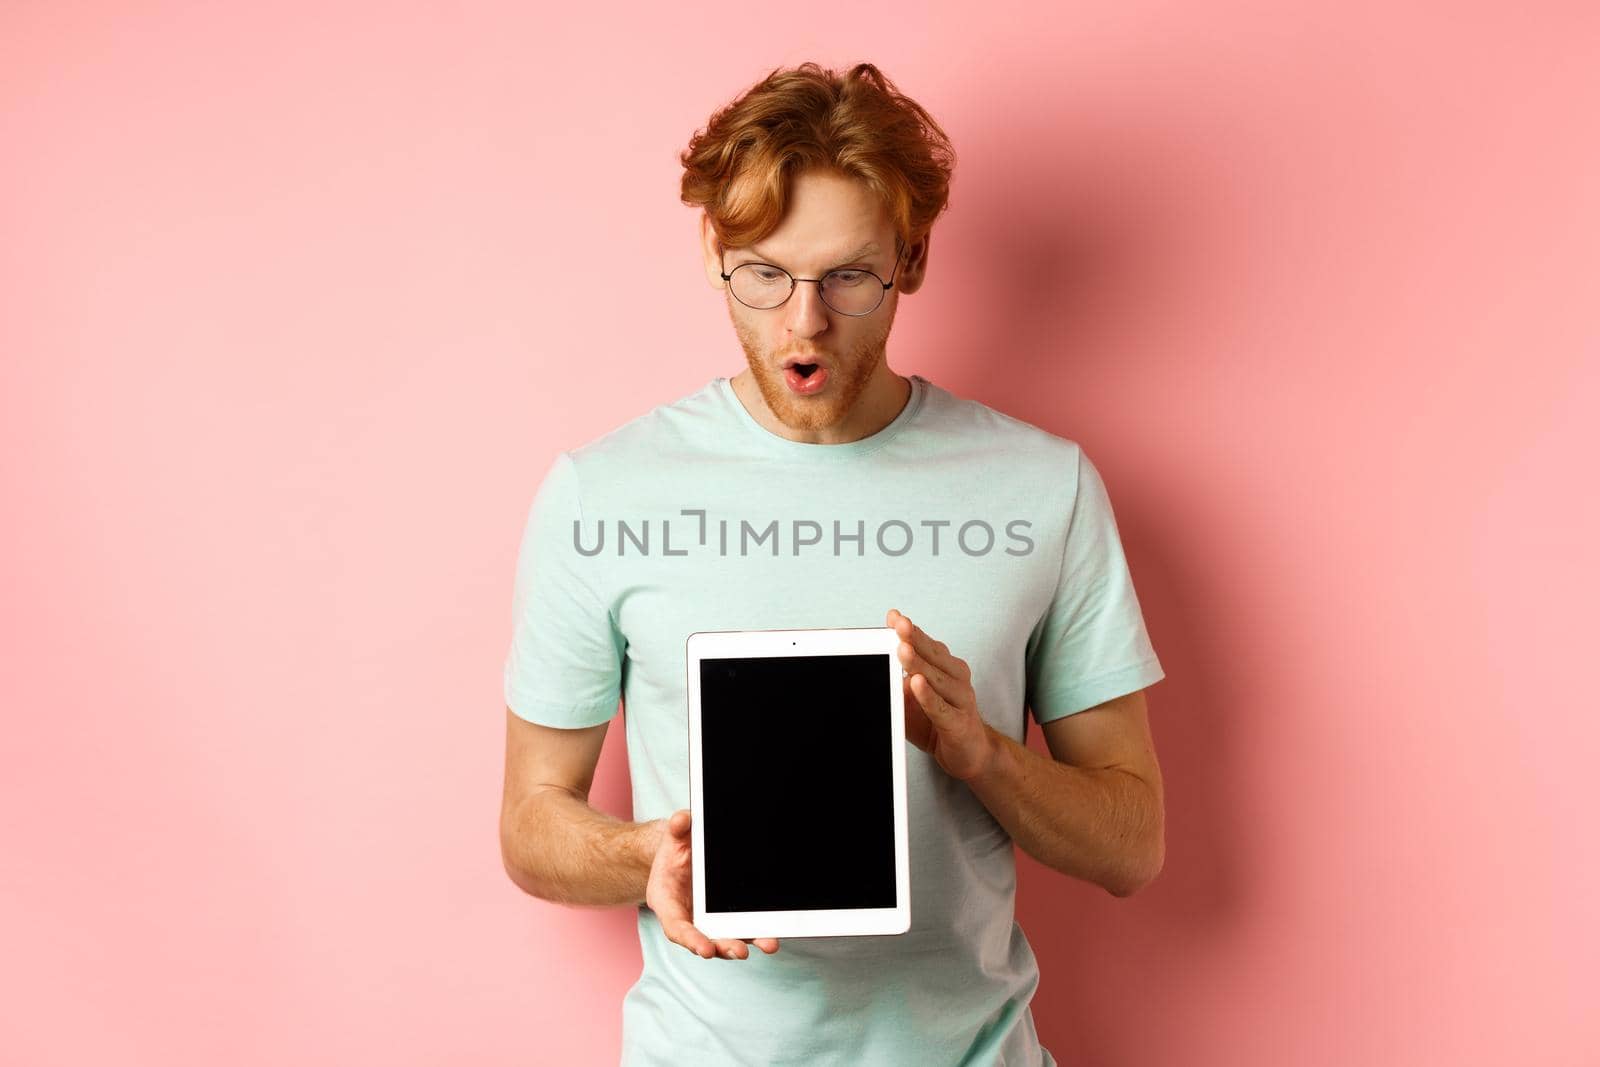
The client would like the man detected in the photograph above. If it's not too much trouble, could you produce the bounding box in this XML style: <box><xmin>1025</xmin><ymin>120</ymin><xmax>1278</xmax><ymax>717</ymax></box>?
<box><xmin>500</xmin><ymin>62</ymin><xmax>1166</xmax><ymax>1067</ymax></box>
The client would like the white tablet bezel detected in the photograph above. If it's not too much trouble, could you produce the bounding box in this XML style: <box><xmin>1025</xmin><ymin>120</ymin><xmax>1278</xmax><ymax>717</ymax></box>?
<box><xmin>685</xmin><ymin>626</ymin><xmax>911</xmax><ymax>940</ymax></box>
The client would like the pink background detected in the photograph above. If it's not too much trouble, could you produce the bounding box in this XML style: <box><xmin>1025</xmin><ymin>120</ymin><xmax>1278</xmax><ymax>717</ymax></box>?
<box><xmin>3</xmin><ymin>3</ymin><xmax>1596</xmax><ymax>1064</ymax></box>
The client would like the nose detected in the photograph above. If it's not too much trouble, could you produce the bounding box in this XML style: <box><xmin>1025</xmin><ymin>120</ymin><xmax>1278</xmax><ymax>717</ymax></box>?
<box><xmin>783</xmin><ymin>278</ymin><xmax>831</xmax><ymax>339</ymax></box>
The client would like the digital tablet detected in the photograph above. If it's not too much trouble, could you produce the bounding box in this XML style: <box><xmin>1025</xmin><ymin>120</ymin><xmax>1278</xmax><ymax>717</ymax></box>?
<box><xmin>685</xmin><ymin>626</ymin><xmax>911</xmax><ymax>940</ymax></box>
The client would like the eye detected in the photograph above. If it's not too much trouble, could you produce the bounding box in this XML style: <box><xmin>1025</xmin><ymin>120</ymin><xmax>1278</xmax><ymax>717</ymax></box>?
<box><xmin>826</xmin><ymin>270</ymin><xmax>868</xmax><ymax>286</ymax></box>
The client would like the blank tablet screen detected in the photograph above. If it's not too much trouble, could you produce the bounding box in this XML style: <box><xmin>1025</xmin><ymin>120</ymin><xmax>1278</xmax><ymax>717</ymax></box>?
<box><xmin>699</xmin><ymin>652</ymin><xmax>898</xmax><ymax>913</ymax></box>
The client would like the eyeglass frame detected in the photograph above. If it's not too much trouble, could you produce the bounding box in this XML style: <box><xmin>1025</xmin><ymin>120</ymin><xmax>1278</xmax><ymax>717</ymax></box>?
<box><xmin>719</xmin><ymin>236</ymin><xmax>907</xmax><ymax>317</ymax></box>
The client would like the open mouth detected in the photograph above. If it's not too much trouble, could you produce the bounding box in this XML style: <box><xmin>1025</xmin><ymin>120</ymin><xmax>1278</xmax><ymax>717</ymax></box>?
<box><xmin>783</xmin><ymin>361</ymin><xmax>830</xmax><ymax>395</ymax></box>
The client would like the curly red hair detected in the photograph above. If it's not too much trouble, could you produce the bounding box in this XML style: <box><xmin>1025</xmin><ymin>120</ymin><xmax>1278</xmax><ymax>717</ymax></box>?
<box><xmin>679</xmin><ymin>61</ymin><xmax>957</xmax><ymax>253</ymax></box>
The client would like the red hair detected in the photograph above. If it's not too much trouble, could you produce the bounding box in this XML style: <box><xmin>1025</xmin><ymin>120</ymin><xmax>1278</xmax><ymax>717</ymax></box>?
<box><xmin>679</xmin><ymin>62</ymin><xmax>956</xmax><ymax>252</ymax></box>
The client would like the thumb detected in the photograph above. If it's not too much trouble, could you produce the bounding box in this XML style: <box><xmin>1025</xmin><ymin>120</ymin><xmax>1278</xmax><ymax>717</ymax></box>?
<box><xmin>670</xmin><ymin>809</ymin><xmax>692</xmax><ymax>836</ymax></box>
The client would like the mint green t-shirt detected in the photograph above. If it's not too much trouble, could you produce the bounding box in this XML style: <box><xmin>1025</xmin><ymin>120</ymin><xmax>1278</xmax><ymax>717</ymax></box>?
<box><xmin>503</xmin><ymin>373</ymin><xmax>1164</xmax><ymax>1067</ymax></box>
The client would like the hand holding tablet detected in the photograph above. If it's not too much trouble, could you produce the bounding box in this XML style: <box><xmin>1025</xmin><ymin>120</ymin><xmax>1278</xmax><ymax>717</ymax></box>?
<box><xmin>645</xmin><ymin>809</ymin><xmax>780</xmax><ymax>961</ymax></box>
<box><xmin>886</xmin><ymin>608</ymin><xmax>996</xmax><ymax>783</ymax></box>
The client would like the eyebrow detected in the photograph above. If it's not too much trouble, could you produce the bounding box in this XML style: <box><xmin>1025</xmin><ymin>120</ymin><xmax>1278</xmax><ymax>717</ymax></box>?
<box><xmin>740</xmin><ymin>240</ymin><xmax>882</xmax><ymax>270</ymax></box>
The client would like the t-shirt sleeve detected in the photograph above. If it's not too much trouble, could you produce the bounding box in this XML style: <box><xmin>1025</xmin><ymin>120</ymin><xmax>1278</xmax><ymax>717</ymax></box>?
<box><xmin>1024</xmin><ymin>447</ymin><xmax>1165</xmax><ymax>723</ymax></box>
<box><xmin>502</xmin><ymin>450</ymin><xmax>626</xmax><ymax>728</ymax></box>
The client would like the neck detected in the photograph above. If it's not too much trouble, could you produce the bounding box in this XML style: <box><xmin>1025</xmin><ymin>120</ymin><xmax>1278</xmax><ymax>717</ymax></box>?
<box><xmin>731</xmin><ymin>365</ymin><xmax>912</xmax><ymax>445</ymax></box>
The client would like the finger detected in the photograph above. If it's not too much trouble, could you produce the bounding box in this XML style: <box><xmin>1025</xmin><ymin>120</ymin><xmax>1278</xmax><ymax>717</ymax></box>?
<box><xmin>669</xmin><ymin>810</ymin><xmax>691</xmax><ymax>837</ymax></box>
<box><xmin>919</xmin><ymin>628</ymin><xmax>971</xmax><ymax>683</ymax></box>
<box><xmin>898</xmin><ymin>642</ymin><xmax>971</xmax><ymax>710</ymax></box>
<box><xmin>896</xmin><ymin>639</ymin><xmax>959</xmax><ymax>698</ymax></box>
<box><xmin>889</xmin><ymin>609</ymin><xmax>968</xmax><ymax>716</ymax></box>
<box><xmin>911</xmin><ymin>672</ymin><xmax>958</xmax><ymax>723</ymax></box>
<box><xmin>902</xmin><ymin>679</ymin><xmax>935</xmax><ymax>751</ymax></box>
<box><xmin>890</xmin><ymin>612</ymin><xmax>971</xmax><ymax>683</ymax></box>
<box><xmin>668</xmin><ymin>919</ymin><xmax>717</xmax><ymax>959</ymax></box>
<box><xmin>713</xmin><ymin>939</ymin><xmax>749</xmax><ymax>960</ymax></box>
<box><xmin>741</xmin><ymin>937</ymin><xmax>780</xmax><ymax>954</ymax></box>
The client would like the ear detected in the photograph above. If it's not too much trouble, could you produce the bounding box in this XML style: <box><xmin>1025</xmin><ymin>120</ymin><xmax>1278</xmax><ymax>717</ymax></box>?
<box><xmin>700</xmin><ymin>213</ymin><xmax>728</xmax><ymax>290</ymax></box>
<box><xmin>893</xmin><ymin>231</ymin><xmax>931</xmax><ymax>296</ymax></box>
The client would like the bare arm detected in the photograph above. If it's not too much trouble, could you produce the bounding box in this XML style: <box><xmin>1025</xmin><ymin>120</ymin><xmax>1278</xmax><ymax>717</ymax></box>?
<box><xmin>966</xmin><ymin>689</ymin><xmax>1165</xmax><ymax>897</ymax></box>
<box><xmin>886</xmin><ymin>609</ymin><xmax>1165</xmax><ymax>899</ymax></box>
<box><xmin>503</xmin><ymin>786</ymin><xmax>664</xmax><ymax>907</ymax></box>
<box><xmin>499</xmin><ymin>707</ymin><xmax>666</xmax><ymax>907</ymax></box>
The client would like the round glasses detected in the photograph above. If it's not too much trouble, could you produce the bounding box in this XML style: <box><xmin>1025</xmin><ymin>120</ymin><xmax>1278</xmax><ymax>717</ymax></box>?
<box><xmin>720</xmin><ymin>239</ymin><xmax>906</xmax><ymax>317</ymax></box>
